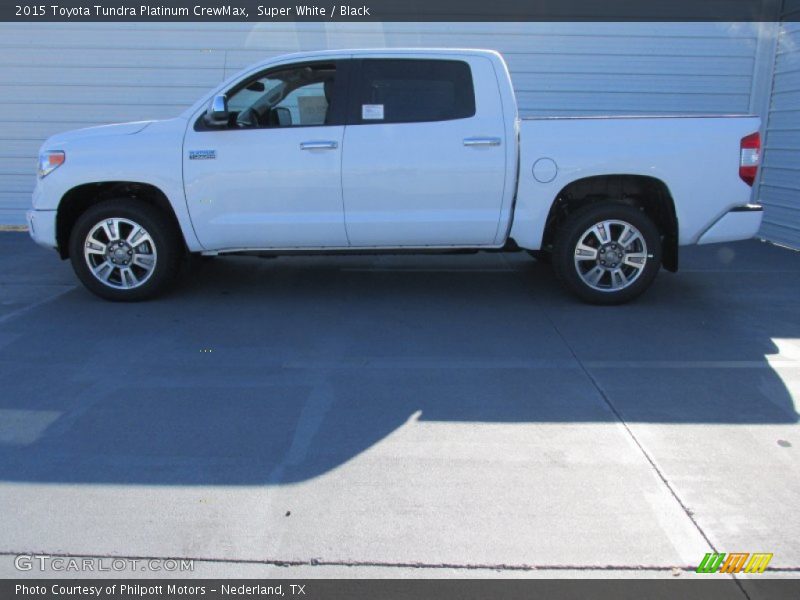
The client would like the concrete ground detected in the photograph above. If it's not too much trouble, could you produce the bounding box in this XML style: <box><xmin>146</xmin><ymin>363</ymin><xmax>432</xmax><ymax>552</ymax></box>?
<box><xmin>0</xmin><ymin>232</ymin><xmax>798</xmax><ymax>588</ymax></box>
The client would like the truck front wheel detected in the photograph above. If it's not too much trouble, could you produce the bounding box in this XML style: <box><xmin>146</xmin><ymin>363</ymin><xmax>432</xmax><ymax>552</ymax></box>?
<box><xmin>552</xmin><ymin>203</ymin><xmax>662</xmax><ymax>305</ymax></box>
<box><xmin>68</xmin><ymin>199</ymin><xmax>181</xmax><ymax>301</ymax></box>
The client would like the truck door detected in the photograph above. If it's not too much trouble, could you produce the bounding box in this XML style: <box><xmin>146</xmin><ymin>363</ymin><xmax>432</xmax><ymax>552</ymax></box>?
<box><xmin>183</xmin><ymin>60</ymin><xmax>350</xmax><ymax>250</ymax></box>
<box><xmin>341</xmin><ymin>56</ymin><xmax>507</xmax><ymax>247</ymax></box>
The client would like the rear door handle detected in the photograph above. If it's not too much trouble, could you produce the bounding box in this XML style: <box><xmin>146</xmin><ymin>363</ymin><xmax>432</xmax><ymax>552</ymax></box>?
<box><xmin>300</xmin><ymin>141</ymin><xmax>338</xmax><ymax>150</ymax></box>
<box><xmin>463</xmin><ymin>137</ymin><xmax>501</xmax><ymax>147</ymax></box>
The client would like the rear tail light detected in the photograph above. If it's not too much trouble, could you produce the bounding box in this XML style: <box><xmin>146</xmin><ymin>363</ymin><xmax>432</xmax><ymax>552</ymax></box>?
<box><xmin>739</xmin><ymin>132</ymin><xmax>760</xmax><ymax>186</ymax></box>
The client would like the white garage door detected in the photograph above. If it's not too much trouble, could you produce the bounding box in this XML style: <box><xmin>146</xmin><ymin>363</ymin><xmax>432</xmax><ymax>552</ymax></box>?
<box><xmin>759</xmin><ymin>12</ymin><xmax>800</xmax><ymax>248</ymax></box>
<box><xmin>0</xmin><ymin>22</ymin><xmax>764</xmax><ymax>225</ymax></box>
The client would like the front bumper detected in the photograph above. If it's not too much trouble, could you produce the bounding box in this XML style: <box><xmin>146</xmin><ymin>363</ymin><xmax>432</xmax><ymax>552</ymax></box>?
<box><xmin>26</xmin><ymin>209</ymin><xmax>58</xmax><ymax>250</ymax></box>
<box><xmin>697</xmin><ymin>204</ymin><xmax>763</xmax><ymax>245</ymax></box>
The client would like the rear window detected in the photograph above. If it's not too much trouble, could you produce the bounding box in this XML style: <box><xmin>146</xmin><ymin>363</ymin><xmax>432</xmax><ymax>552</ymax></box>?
<box><xmin>352</xmin><ymin>59</ymin><xmax>475</xmax><ymax>124</ymax></box>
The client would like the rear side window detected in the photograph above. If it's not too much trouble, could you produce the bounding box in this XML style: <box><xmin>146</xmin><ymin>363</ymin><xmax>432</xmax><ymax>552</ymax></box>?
<box><xmin>351</xmin><ymin>59</ymin><xmax>475</xmax><ymax>124</ymax></box>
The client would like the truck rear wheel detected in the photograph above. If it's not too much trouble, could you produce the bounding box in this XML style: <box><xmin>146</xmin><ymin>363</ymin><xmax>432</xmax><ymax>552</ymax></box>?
<box><xmin>68</xmin><ymin>199</ymin><xmax>181</xmax><ymax>301</ymax></box>
<box><xmin>552</xmin><ymin>203</ymin><xmax>662</xmax><ymax>305</ymax></box>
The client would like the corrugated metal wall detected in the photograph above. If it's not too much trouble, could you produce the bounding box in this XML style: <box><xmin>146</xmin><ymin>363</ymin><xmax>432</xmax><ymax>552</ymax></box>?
<box><xmin>0</xmin><ymin>22</ymin><xmax>764</xmax><ymax>225</ymax></box>
<box><xmin>759</xmin><ymin>5</ymin><xmax>800</xmax><ymax>248</ymax></box>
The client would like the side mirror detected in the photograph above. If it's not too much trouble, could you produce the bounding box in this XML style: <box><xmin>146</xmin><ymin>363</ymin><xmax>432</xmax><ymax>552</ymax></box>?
<box><xmin>274</xmin><ymin>107</ymin><xmax>292</xmax><ymax>127</ymax></box>
<box><xmin>204</xmin><ymin>94</ymin><xmax>229</xmax><ymax>126</ymax></box>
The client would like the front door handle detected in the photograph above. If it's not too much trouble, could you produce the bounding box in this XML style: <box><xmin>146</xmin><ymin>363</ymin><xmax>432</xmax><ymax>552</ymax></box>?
<box><xmin>300</xmin><ymin>141</ymin><xmax>338</xmax><ymax>150</ymax></box>
<box><xmin>463</xmin><ymin>137</ymin><xmax>502</xmax><ymax>147</ymax></box>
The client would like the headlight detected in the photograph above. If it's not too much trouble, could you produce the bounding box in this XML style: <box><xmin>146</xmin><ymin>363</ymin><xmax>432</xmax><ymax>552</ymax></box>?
<box><xmin>38</xmin><ymin>150</ymin><xmax>65</xmax><ymax>178</ymax></box>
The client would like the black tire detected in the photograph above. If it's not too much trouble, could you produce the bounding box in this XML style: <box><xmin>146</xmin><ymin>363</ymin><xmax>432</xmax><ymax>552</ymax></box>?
<box><xmin>69</xmin><ymin>199</ymin><xmax>182</xmax><ymax>301</ymax></box>
<box><xmin>552</xmin><ymin>203</ymin><xmax>662</xmax><ymax>305</ymax></box>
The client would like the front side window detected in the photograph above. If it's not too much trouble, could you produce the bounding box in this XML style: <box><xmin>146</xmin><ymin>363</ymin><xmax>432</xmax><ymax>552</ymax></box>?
<box><xmin>352</xmin><ymin>59</ymin><xmax>475</xmax><ymax>124</ymax></box>
<box><xmin>224</xmin><ymin>63</ymin><xmax>339</xmax><ymax>129</ymax></box>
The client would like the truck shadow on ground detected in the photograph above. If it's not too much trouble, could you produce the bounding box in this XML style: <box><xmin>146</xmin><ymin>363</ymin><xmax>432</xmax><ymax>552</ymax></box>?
<box><xmin>0</xmin><ymin>241</ymin><xmax>797</xmax><ymax>485</ymax></box>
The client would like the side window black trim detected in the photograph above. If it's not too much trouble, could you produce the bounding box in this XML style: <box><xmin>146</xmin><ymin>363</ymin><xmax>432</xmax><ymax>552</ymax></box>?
<box><xmin>194</xmin><ymin>59</ymin><xmax>352</xmax><ymax>132</ymax></box>
<box><xmin>346</xmin><ymin>58</ymin><xmax>476</xmax><ymax>126</ymax></box>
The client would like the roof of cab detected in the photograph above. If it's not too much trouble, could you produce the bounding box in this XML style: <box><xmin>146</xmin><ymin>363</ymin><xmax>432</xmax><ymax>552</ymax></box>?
<box><xmin>248</xmin><ymin>48</ymin><xmax>502</xmax><ymax>69</ymax></box>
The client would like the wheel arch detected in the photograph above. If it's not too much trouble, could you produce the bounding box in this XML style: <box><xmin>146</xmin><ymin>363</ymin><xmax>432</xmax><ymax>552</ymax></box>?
<box><xmin>540</xmin><ymin>174</ymin><xmax>679</xmax><ymax>272</ymax></box>
<box><xmin>56</xmin><ymin>181</ymin><xmax>187</xmax><ymax>259</ymax></box>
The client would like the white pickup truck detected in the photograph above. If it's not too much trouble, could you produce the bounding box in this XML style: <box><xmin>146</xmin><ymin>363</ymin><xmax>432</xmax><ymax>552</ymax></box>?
<box><xmin>28</xmin><ymin>48</ymin><xmax>763</xmax><ymax>304</ymax></box>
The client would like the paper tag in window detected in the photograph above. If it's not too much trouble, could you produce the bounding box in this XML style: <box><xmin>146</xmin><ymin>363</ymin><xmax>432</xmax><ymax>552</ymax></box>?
<box><xmin>362</xmin><ymin>104</ymin><xmax>384</xmax><ymax>120</ymax></box>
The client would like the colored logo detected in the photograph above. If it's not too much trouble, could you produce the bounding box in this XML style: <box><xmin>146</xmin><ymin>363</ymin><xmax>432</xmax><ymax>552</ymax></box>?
<box><xmin>696</xmin><ymin>552</ymin><xmax>773</xmax><ymax>574</ymax></box>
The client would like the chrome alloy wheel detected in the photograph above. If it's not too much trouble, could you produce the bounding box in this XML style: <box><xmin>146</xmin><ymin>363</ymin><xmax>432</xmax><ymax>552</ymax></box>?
<box><xmin>83</xmin><ymin>218</ymin><xmax>158</xmax><ymax>289</ymax></box>
<box><xmin>573</xmin><ymin>219</ymin><xmax>650</xmax><ymax>292</ymax></box>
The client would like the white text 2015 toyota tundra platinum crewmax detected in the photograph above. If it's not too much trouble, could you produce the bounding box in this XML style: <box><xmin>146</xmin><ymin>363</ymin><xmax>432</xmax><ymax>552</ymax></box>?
<box><xmin>28</xmin><ymin>49</ymin><xmax>764</xmax><ymax>304</ymax></box>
